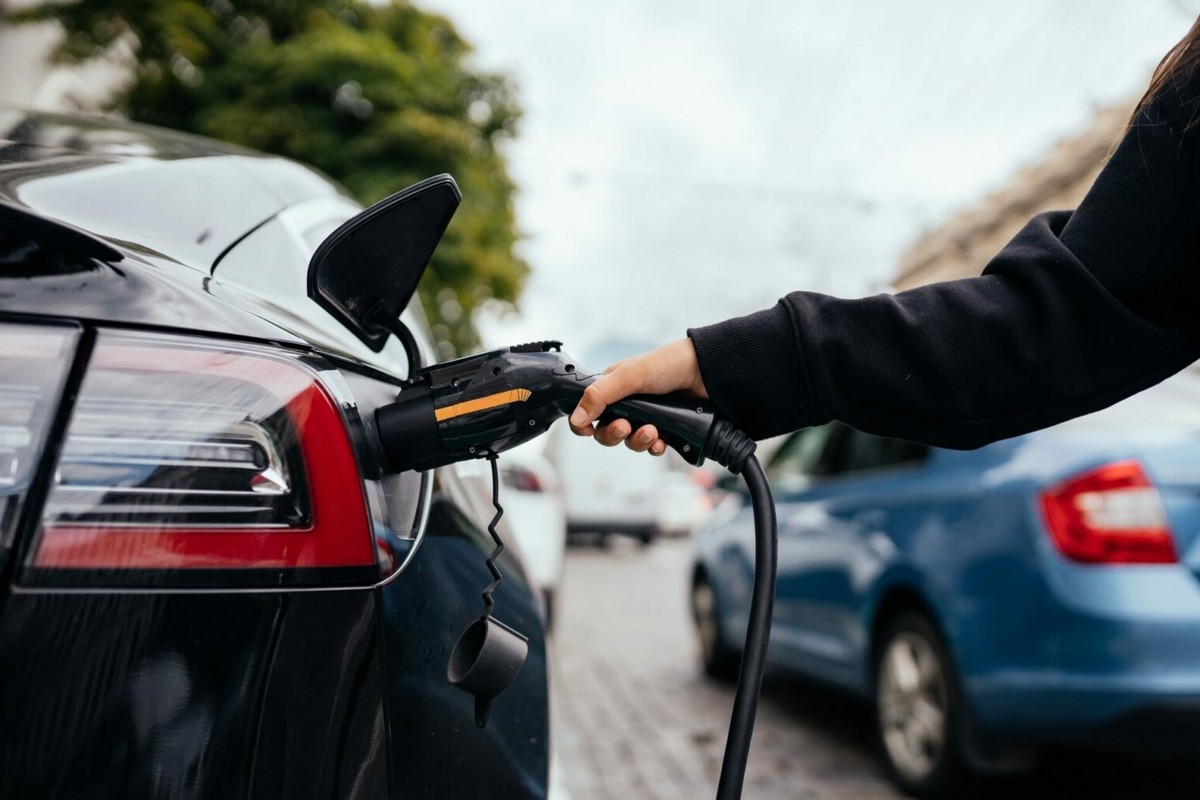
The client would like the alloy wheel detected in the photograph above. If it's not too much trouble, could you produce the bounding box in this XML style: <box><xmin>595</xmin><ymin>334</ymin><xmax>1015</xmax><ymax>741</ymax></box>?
<box><xmin>691</xmin><ymin>577</ymin><xmax>738</xmax><ymax>680</ymax></box>
<box><xmin>877</xmin><ymin>629</ymin><xmax>949</xmax><ymax>784</ymax></box>
<box><xmin>692</xmin><ymin>580</ymin><xmax>720</xmax><ymax>664</ymax></box>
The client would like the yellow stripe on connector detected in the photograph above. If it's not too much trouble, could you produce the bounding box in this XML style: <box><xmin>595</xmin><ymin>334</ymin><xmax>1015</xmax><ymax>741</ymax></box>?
<box><xmin>434</xmin><ymin>388</ymin><xmax>533</xmax><ymax>422</ymax></box>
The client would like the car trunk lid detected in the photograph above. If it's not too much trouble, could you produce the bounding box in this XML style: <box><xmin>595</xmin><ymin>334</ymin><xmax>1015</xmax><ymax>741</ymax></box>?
<box><xmin>1054</xmin><ymin>370</ymin><xmax>1200</xmax><ymax>578</ymax></box>
<box><xmin>1145</xmin><ymin>451</ymin><xmax>1200</xmax><ymax>580</ymax></box>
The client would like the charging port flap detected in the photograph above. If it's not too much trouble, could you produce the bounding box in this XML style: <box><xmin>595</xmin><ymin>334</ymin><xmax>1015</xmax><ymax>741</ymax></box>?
<box><xmin>306</xmin><ymin>174</ymin><xmax>461</xmax><ymax>353</ymax></box>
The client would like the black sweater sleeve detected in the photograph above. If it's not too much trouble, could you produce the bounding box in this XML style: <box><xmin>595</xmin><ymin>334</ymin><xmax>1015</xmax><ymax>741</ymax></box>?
<box><xmin>688</xmin><ymin>73</ymin><xmax>1200</xmax><ymax>449</ymax></box>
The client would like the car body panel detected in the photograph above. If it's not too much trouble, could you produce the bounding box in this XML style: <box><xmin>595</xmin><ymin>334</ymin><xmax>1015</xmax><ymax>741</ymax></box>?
<box><xmin>0</xmin><ymin>321</ymin><xmax>550</xmax><ymax>797</ymax></box>
<box><xmin>0</xmin><ymin>243</ymin><xmax>303</xmax><ymax>344</ymax></box>
<box><xmin>0</xmin><ymin>107</ymin><xmax>343</xmax><ymax>275</ymax></box>
<box><xmin>0</xmin><ymin>588</ymin><xmax>390</xmax><ymax>800</ymax></box>
<box><xmin>1</xmin><ymin>108</ymin><xmax>417</xmax><ymax>375</ymax></box>
<box><xmin>379</xmin><ymin>481</ymin><xmax>548</xmax><ymax>799</ymax></box>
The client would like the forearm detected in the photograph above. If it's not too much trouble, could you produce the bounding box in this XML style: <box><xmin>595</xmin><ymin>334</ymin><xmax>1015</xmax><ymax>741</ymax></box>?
<box><xmin>702</xmin><ymin>214</ymin><xmax>1198</xmax><ymax>447</ymax></box>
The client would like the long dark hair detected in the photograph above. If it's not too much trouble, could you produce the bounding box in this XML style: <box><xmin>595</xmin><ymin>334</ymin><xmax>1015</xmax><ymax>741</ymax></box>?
<box><xmin>1134</xmin><ymin>16</ymin><xmax>1200</xmax><ymax>127</ymax></box>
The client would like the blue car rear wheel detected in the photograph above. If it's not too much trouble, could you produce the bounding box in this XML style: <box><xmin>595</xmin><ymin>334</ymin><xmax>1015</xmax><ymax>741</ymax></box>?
<box><xmin>875</xmin><ymin>611</ymin><xmax>965</xmax><ymax>798</ymax></box>
<box><xmin>691</xmin><ymin>575</ymin><xmax>740</xmax><ymax>682</ymax></box>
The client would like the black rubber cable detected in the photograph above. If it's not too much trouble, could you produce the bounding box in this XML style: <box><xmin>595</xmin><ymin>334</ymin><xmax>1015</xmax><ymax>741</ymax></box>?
<box><xmin>715</xmin><ymin>454</ymin><xmax>777</xmax><ymax>800</ymax></box>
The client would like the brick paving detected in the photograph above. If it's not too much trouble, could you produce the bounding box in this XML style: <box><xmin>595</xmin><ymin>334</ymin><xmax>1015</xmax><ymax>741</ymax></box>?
<box><xmin>547</xmin><ymin>537</ymin><xmax>1200</xmax><ymax>800</ymax></box>
<box><xmin>548</xmin><ymin>537</ymin><xmax>899</xmax><ymax>800</ymax></box>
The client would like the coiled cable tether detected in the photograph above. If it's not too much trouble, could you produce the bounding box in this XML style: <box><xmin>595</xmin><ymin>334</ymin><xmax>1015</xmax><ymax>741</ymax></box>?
<box><xmin>481</xmin><ymin>454</ymin><xmax>505</xmax><ymax>615</ymax></box>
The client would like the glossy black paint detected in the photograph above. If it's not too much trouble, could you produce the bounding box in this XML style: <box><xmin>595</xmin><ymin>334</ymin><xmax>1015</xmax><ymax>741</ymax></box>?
<box><xmin>0</xmin><ymin>590</ymin><xmax>388</xmax><ymax>800</ymax></box>
<box><xmin>0</xmin><ymin>591</ymin><xmax>281</xmax><ymax>797</ymax></box>
<box><xmin>0</xmin><ymin>109</ymin><xmax>550</xmax><ymax>798</ymax></box>
<box><xmin>0</xmin><ymin>108</ymin><xmax>343</xmax><ymax>273</ymax></box>
<box><xmin>379</xmin><ymin>486</ymin><xmax>548</xmax><ymax>799</ymax></box>
<box><xmin>0</xmin><ymin>199</ymin><xmax>123</xmax><ymax>262</ymax></box>
<box><xmin>0</xmin><ymin>217</ymin><xmax>305</xmax><ymax>344</ymax></box>
<box><xmin>344</xmin><ymin>354</ymin><xmax>548</xmax><ymax>797</ymax></box>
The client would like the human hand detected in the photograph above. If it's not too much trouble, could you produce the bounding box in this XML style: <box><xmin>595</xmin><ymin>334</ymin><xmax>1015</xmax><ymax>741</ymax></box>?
<box><xmin>567</xmin><ymin>338</ymin><xmax>709</xmax><ymax>455</ymax></box>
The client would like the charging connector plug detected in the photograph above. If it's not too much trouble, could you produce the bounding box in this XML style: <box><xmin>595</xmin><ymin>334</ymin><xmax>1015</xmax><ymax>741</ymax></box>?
<box><xmin>374</xmin><ymin>341</ymin><xmax>754</xmax><ymax>473</ymax></box>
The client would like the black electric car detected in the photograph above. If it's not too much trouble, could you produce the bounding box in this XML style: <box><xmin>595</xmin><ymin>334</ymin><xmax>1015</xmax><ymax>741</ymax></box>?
<box><xmin>0</xmin><ymin>107</ymin><xmax>548</xmax><ymax>799</ymax></box>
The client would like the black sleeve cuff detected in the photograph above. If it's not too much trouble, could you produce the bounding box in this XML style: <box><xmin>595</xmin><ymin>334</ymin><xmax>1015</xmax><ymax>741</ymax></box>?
<box><xmin>687</xmin><ymin>302</ymin><xmax>820</xmax><ymax>440</ymax></box>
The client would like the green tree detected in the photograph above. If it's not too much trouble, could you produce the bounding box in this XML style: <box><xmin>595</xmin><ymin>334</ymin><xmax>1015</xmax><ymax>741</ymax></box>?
<box><xmin>11</xmin><ymin>0</ymin><xmax>526</xmax><ymax>356</ymax></box>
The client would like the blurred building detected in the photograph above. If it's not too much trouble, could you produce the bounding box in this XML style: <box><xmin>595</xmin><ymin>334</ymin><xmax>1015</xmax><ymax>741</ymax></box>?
<box><xmin>893</xmin><ymin>102</ymin><xmax>1134</xmax><ymax>289</ymax></box>
<box><xmin>0</xmin><ymin>0</ymin><xmax>127</xmax><ymax>109</ymax></box>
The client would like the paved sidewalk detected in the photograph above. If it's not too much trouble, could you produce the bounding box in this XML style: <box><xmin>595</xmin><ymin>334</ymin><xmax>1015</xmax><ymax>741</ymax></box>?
<box><xmin>549</xmin><ymin>537</ymin><xmax>899</xmax><ymax>800</ymax></box>
<box><xmin>547</xmin><ymin>537</ymin><xmax>1200</xmax><ymax>800</ymax></box>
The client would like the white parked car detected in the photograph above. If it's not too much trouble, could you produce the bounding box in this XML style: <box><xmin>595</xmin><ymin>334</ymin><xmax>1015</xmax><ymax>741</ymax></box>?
<box><xmin>546</xmin><ymin>423</ymin><xmax>712</xmax><ymax>544</ymax></box>
<box><xmin>498</xmin><ymin>443</ymin><xmax>568</xmax><ymax>628</ymax></box>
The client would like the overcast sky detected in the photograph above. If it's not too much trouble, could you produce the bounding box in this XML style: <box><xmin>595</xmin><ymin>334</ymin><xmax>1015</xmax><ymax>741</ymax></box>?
<box><xmin>421</xmin><ymin>0</ymin><xmax>1197</xmax><ymax>361</ymax></box>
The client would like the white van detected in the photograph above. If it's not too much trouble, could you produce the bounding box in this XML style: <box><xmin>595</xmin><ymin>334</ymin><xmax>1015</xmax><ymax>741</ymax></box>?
<box><xmin>545</xmin><ymin>407</ymin><xmax>713</xmax><ymax>544</ymax></box>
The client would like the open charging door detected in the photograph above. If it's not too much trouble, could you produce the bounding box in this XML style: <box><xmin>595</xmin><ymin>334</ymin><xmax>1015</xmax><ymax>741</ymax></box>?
<box><xmin>307</xmin><ymin>174</ymin><xmax>461</xmax><ymax>362</ymax></box>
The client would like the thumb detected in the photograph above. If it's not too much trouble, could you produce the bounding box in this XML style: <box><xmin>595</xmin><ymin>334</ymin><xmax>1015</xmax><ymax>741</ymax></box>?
<box><xmin>569</xmin><ymin>366</ymin><xmax>642</xmax><ymax>430</ymax></box>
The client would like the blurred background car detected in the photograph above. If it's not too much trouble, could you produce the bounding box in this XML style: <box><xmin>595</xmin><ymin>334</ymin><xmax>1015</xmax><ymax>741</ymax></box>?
<box><xmin>497</xmin><ymin>442</ymin><xmax>568</xmax><ymax>629</ymax></box>
<box><xmin>547</xmin><ymin>421</ymin><xmax>713</xmax><ymax>545</ymax></box>
<box><xmin>655</xmin><ymin>469</ymin><xmax>717</xmax><ymax>538</ymax></box>
<box><xmin>0</xmin><ymin>109</ymin><xmax>549</xmax><ymax>799</ymax></box>
<box><xmin>691</xmin><ymin>369</ymin><xmax>1200</xmax><ymax>798</ymax></box>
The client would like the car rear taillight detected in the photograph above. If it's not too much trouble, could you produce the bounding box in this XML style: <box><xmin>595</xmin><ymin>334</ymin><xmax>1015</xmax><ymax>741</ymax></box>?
<box><xmin>25</xmin><ymin>331</ymin><xmax>374</xmax><ymax>585</ymax></box>
<box><xmin>1039</xmin><ymin>460</ymin><xmax>1177</xmax><ymax>564</ymax></box>
<box><xmin>502</xmin><ymin>463</ymin><xmax>543</xmax><ymax>493</ymax></box>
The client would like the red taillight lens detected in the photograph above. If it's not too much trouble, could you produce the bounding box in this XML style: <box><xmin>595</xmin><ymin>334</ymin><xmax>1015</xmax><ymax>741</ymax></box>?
<box><xmin>28</xmin><ymin>332</ymin><xmax>374</xmax><ymax>579</ymax></box>
<box><xmin>1039</xmin><ymin>460</ymin><xmax>1177</xmax><ymax>564</ymax></box>
<box><xmin>502</xmin><ymin>463</ymin><xmax>543</xmax><ymax>493</ymax></box>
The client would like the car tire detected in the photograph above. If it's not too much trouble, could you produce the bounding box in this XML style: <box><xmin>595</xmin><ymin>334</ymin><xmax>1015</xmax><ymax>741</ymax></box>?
<box><xmin>874</xmin><ymin>611</ymin><xmax>965</xmax><ymax>799</ymax></box>
<box><xmin>691</xmin><ymin>575</ymin><xmax>740</xmax><ymax>682</ymax></box>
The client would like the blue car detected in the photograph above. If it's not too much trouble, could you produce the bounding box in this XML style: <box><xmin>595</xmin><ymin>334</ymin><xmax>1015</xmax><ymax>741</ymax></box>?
<box><xmin>691</xmin><ymin>370</ymin><xmax>1200</xmax><ymax>797</ymax></box>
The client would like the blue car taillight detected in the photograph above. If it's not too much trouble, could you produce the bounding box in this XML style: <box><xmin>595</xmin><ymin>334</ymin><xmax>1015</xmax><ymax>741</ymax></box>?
<box><xmin>1039</xmin><ymin>460</ymin><xmax>1178</xmax><ymax>565</ymax></box>
<box><xmin>24</xmin><ymin>331</ymin><xmax>375</xmax><ymax>585</ymax></box>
